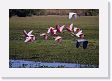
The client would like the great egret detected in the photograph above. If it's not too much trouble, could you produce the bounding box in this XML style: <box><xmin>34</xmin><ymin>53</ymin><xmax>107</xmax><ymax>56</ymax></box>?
<box><xmin>69</xmin><ymin>12</ymin><xmax>77</xmax><ymax>20</ymax></box>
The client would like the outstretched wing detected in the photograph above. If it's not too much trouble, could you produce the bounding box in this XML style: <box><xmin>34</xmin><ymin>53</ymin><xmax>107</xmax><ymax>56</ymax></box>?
<box><xmin>47</xmin><ymin>28</ymin><xmax>51</xmax><ymax>33</ymax></box>
<box><xmin>40</xmin><ymin>33</ymin><xmax>46</xmax><ymax>36</ymax></box>
<box><xmin>23</xmin><ymin>30</ymin><xmax>28</xmax><ymax>37</ymax></box>
<box><xmin>69</xmin><ymin>12</ymin><xmax>77</xmax><ymax>19</ymax></box>
<box><xmin>76</xmin><ymin>30</ymin><xmax>83</xmax><ymax>37</ymax></box>
<box><xmin>69</xmin><ymin>23</ymin><xmax>73</xmax><ymax>30</ymax></box>
<box><xmin>73</xmin><ymin>27</ymin><xmax>79</xmax><ymax>33</ymax></box>
<box><xmin>69</xmin><ymin>13</ymin><xmax>73</xmax><ymax>19</ymax></box>
<box><xmin>60</xmin><ymin>25</ymin><xmax>65</xmax><ymax>32</ymax></box>
<box><xmin>55</xmin><ymin>36</ymin><xmax>61</xmax><ymax>41</ymax></box>
<box><xmin>28</xmin><ymin>30</ymin><xmax>33</xmax><ymax>36</ymax></box>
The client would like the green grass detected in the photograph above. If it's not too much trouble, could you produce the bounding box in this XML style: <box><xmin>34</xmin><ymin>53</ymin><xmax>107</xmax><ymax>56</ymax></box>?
<box><xmin>9</xmin><ymin>16</ymin><xmax>99</xmax><ymax>65</ymax></box>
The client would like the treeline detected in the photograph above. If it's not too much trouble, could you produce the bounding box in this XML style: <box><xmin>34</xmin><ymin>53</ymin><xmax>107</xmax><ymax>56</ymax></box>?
<box><xmin>9</xmin><ymin>9</ymin><xmax>99</xmax><ymax>17</ymax></box>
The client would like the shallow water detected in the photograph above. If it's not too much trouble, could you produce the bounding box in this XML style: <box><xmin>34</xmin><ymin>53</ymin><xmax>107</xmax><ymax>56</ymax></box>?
<box><xmin>9</xmin><ymin>60</ymin><xmax>98</xmax><ymax>68</ymax></box>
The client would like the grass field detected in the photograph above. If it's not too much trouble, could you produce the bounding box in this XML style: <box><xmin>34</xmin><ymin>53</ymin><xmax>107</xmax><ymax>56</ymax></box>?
<box><xmin>9</xmin><ymin>16</ymin><xmax>99</xmax><ymax>65</ymax></box>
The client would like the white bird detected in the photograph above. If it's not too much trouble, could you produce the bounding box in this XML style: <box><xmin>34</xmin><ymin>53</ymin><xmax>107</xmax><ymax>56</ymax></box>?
<box><xmin>69</xmin><ymin>12</ymin><xmax>77</xmax><ymax>20</ymax></box>
<box><xmin>40</xmin><ymin>33</ymin><xmax>48</xmax><ymax>40</ymax></box>
<box><xmin>23</xmin><ymin>30</ymin><xmax>35</xmax><ymax>42</ymax></box>
<box><xmin>56</xmin><ymin>25</ymin><xmax>65</xmax><ymax>33</ymax></box>
<box><xmin>54</xmin><ymin>36</ymin><xmax>62</xmax><ymax>43</ymax></box>
<box><xmin>66</xmin><ymin>23</ymin><xmax>73</xmax><ymax>32</ymax></box>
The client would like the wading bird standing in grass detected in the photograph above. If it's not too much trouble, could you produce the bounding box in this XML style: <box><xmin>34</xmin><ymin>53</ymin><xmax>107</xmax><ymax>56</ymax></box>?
<box><xmin>23</xmin><ymin>30</ymin><xmax>35</xmax><ymax>42</ymax></box>
<box><xmin>55</xmin><ymin>25</ymin><xmax>65</xmax><ymax>33</ymax></box>
<box><xmin>40</xmin><ymin>33</ymin><xmax>48</xmax><ymax>40</ymax></box>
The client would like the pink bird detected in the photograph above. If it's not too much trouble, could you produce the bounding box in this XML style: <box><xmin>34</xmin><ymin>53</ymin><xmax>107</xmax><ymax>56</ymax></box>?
<box><xmin>73</xmin><ymin>27</ymin><xmax>81</xmax><ymax>34</ymax></box>
<box><xmin>55</xmin><ymin>25</ymin><xmax>65</xmax><ymax>33</ymax></box>
<box><xmin>66</xmin><ymin>23</ymin><xmax>73</xmax><ymax>32</ymax></box>
<box><xmin>40</xmin><ymin>33</ymin><xmax>48</xmax><ymax>40</ymax></box>
<box><xmin>23</xmin><ymin>30</ymin><xmax>35</xmax><ymax>42</ymax></box>
<box><xmin>74</xmin><ymin>28</ymin><xmax>85</xmax><ymax>38</ymax></box>
<box><xmin>47</xmin><ymin>27</ymin><xmax>57</xmax><ymax>36</ymax></box>
<box><xmin>54</xmin><ymin>36</ymin><xmax>62</xmax><ymax>43</ymax></box>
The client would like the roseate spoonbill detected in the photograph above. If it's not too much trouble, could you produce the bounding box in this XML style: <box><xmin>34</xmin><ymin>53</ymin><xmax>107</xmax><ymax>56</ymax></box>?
<box><xmin>47</xmin><ymin>27</ymin><xmax>57</xmax><ymax>36</ymax></box>
<box><xmin>40</xmin><ymin>33</ymin><xmax>48</xmax><ymax>40</ymax></box>
<box><xmin>56</xmin><ymin>25</ymin><xmax>65</xmax><ymax>33</ymax></box>
<box><xmin>66</xmin><ymin>23</ymin><xmax>73</xmax><ymax>32</ymax></box>
<box><xmin>73</xmin><ymin>27</ymin><xmax>81</xmax><ymax>34</ymax></box>
<box><xmin>23</xmin><ymin>30</ymin><xmax>35</xmax><ymax>42</ymax></box>
<box><xmin>75</xmin><ymin>30</ymin><xmax>85</xmax><ymax>38</ymax></box>
<box><xmin>54</xmin><ymin>36</ymin><xmax>62</xmax><ymax>43</ymax></box>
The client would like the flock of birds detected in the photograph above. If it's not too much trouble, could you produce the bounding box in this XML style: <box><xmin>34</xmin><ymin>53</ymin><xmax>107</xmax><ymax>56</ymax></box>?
<box><xmin>23</xmin><ymin>23</ymin><xmax>85</xmax><ymax>43</ymax></box>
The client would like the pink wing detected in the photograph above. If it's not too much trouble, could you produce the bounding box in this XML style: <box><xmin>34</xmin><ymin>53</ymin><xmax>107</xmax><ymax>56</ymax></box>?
<box><xmin>69</xmin><ymin>23</ymin><xmax>73</xmax><ymax>30</ymax></box>
<box><xmin>23</xmin><ymin>30</ymin><xmax>28</xmax><ymax>37</ymax></box>
<box><xmin>27</xmin><ymin>30</ymin><xmax>33</xmax><ymax>36</ymax></box>
<box><xmin>55</xmin><ymin>36</ymin><xmax>61</xmax><ymax>41</ymax></box>
<box><xmin>60</xmin><ymin>25</ymin><xmax>65</xmax><ymax>32</ymax></box>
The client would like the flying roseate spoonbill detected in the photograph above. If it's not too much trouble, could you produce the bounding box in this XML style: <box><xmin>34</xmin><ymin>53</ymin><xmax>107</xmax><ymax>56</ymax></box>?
<box><xmin>66</xmin><ymin>23</ymin><xmax>73</xmax><ymax>32</ymax></box>
<box><xmin>47</xmin><ymin>27</ymin><xmax>57</xmax><ymax>36</ymax></box>
<box><xmin>47</xmin><ymin>27</ymin><xmax>55</xmax><ymax>34</ymax></box>
<box><xmin>55</xmin><ymin>25</ymin><xmax>65</xmax><ymax>33</ymax></box>
<box><xmin>23</xmin><ymin>30</ymin><xmax>35</xmax><ymax>42</ymax></box>
<box><xmin>73</xmin><ymin>27</ymin><xmax>81</xmax><ymax>34</ymax></box>
<box><xmin>54</xmin><ymin>36</ymin><xmax>62</xmax><ymax>43</ymax></box>
<box><xmin>75</xmin><ymin>30</ymin><xmax>84</xmax><ymax>38</ymax></box>
<box><xmin>40</xmin><ymin>33</ymin><xmax>48</xmax><ymax>40</ymax></box>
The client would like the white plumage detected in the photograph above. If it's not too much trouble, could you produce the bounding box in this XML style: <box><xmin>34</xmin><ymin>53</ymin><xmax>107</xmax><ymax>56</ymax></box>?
<box><xmin>69</xmin><ymin>12</ymin><xmax>77</xmax><ymax>19</ymax></box>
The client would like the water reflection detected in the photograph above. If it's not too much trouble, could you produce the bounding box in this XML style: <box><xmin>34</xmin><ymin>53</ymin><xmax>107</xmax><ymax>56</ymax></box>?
<box><xmin>9</xmin><ymin>60</ymin><xmax>98</xmax><ymax>68</ymax></box>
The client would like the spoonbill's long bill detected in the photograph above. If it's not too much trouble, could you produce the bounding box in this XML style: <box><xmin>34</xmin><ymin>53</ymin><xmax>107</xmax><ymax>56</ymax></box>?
<box><xmin>56</xmin><ymin>25</ymin><xmax>65</xmax><ymax>33</ymax></box>
<box><xmin>23</xmin><ymin>30</ymin><xmax>35</xmax><ymax>42</ymax></box>
<box><xmin>40</xmin><ymin>33</ymin><xmax>48</xmax><ymax>40</ymax></box>
<box><xmin>66</xmin><ymin>23</ymin><xmax>73</xmax><ymax>32</ymax></box>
